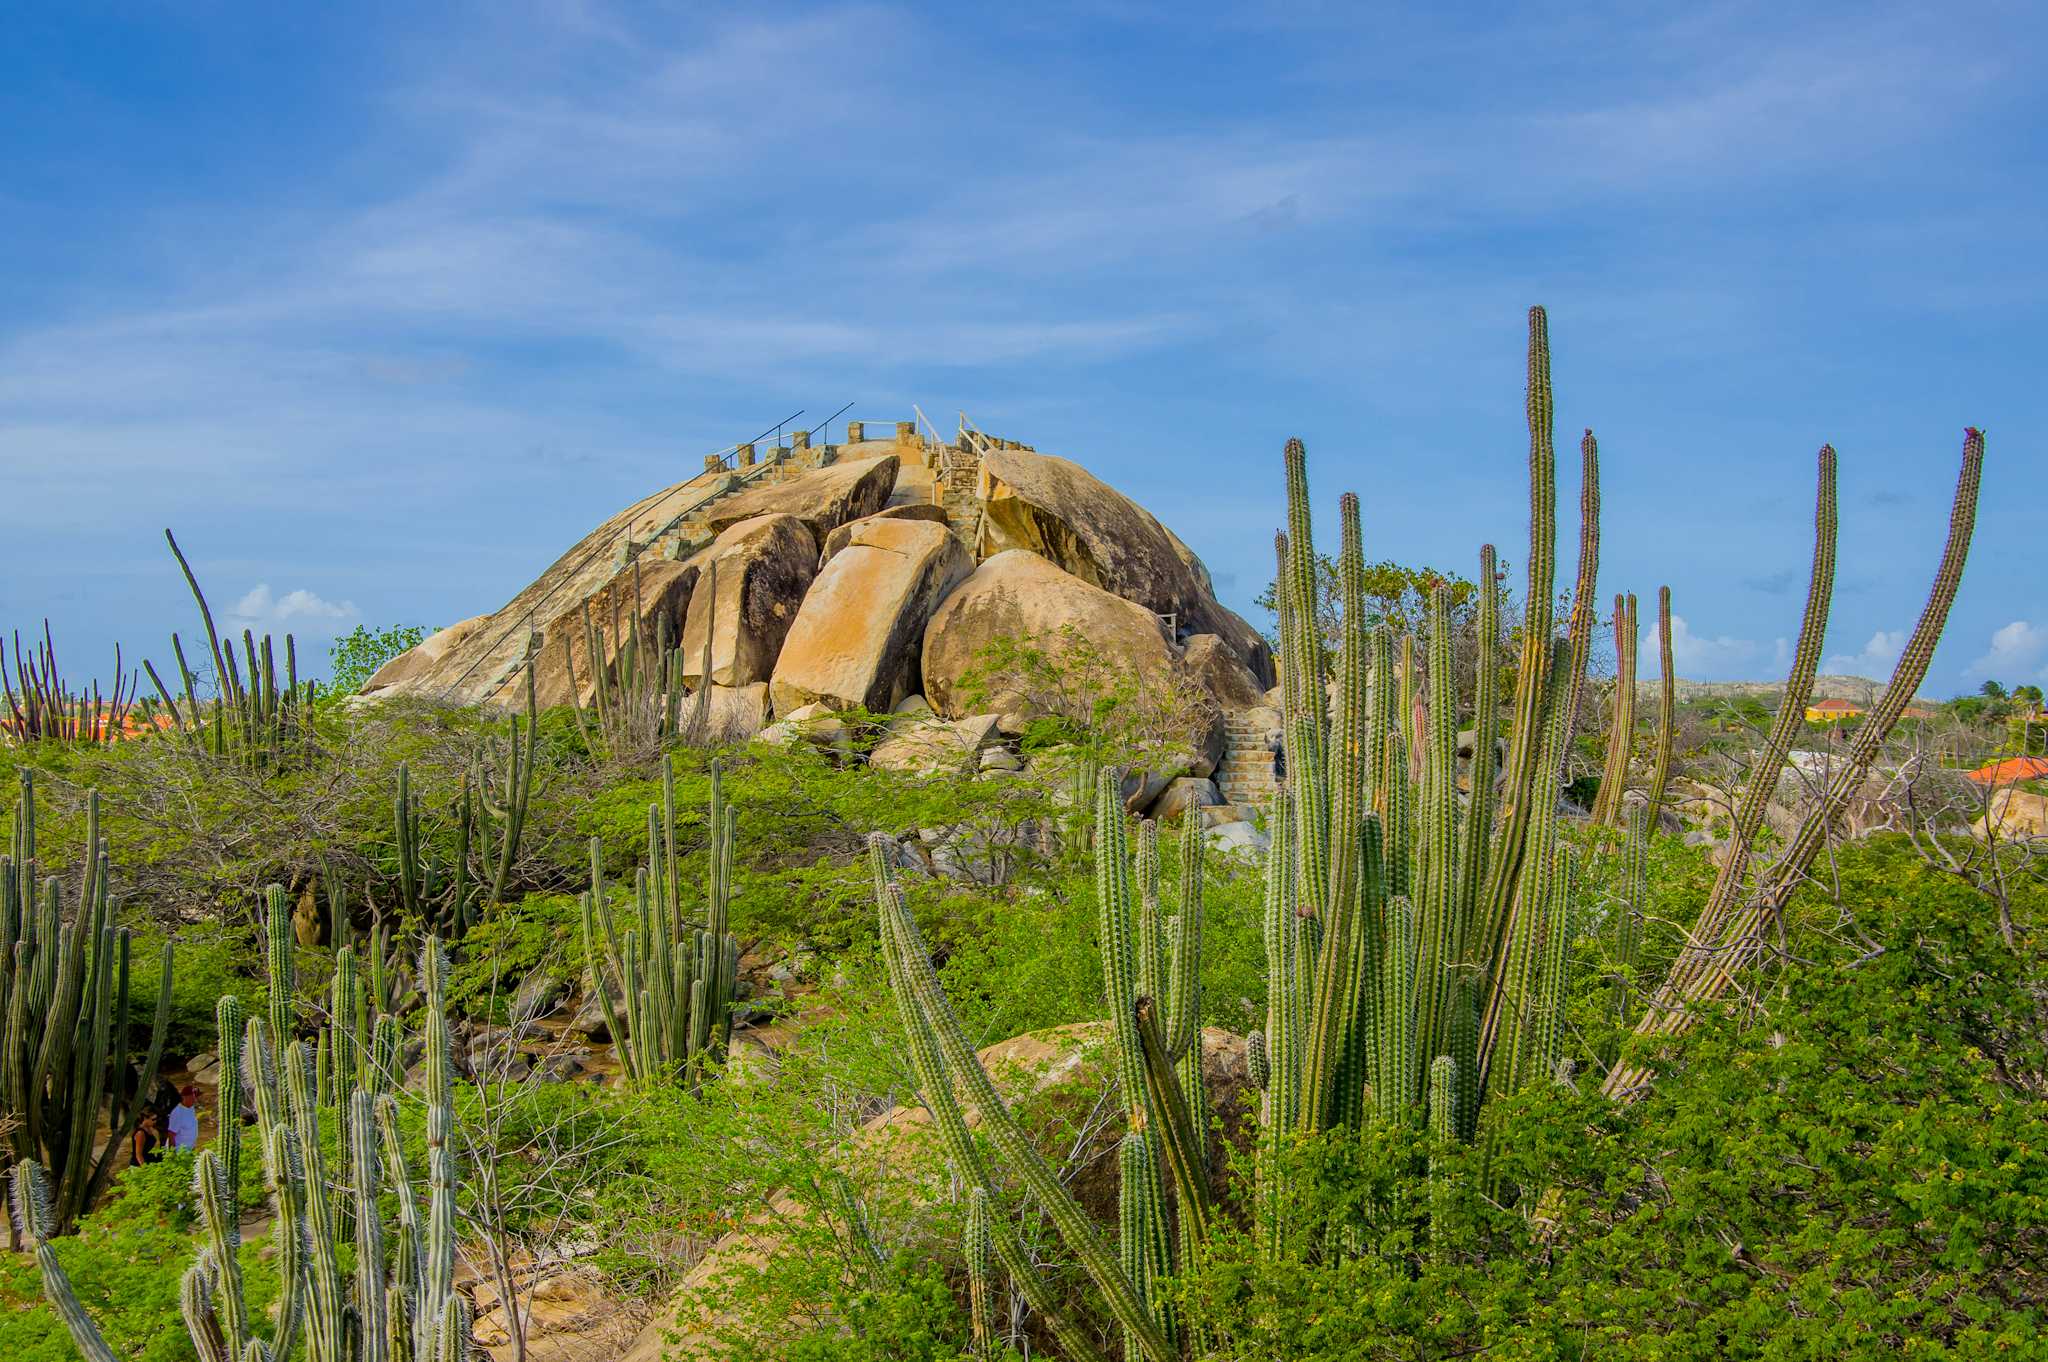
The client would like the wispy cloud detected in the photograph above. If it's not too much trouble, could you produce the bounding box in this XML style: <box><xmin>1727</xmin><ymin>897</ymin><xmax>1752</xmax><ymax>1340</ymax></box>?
<box><xmin>1968</xmin><ymin>620</ymin><xmax>2048</xmax><ymax>683</ymax></box>
<box><xmin>229</xmin><ymin>585</ymin><xmax>360</xmax><ymax>631</ymax></box>
<box><xmin>1824</xmin><ymin>628</ymin><xmax>1906</xmax><ymax>678</ymax></box>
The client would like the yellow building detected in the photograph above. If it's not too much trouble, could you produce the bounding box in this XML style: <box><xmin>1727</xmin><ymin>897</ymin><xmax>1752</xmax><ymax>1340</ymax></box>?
<box><xmin>1805</xmin><ymin>698</ymin><xmax>1864</xmax><ymax>723</ymax></box>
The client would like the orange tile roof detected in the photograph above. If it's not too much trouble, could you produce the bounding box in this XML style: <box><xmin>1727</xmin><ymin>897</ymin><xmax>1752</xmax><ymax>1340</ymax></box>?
<box><xmin>1966</xmin><ymin>756</ymin><xmax>2048</xmax><ymax>786</ymax></box>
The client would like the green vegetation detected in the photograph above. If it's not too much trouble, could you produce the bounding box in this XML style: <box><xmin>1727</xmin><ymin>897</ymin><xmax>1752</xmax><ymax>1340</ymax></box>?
<box><xmin>0</xmin><ymin>308</ymin><xmax>2024</xmax><ymax>1362</ymax></box>
<box><xmin>327</xmin><ymin>624</ymin><xmax>430</xmax><ymax>698</ymax></box>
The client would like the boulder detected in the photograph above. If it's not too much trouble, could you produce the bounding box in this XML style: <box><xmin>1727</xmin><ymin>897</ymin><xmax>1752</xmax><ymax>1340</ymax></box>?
<box><xmin>920</xmin><ymin>550</ymin><xmax>1175</xmax><ymax>726</ymax></box>
<box><xmin>533</xmin><ymin>558</ymin><xmax>700</xmax><ymax>709</ymax></box>
<box><xmin>693</xmin><ymin>682</ymin><xmax>771</xmax><ymax>745</ymax></box>
<box><xmin>976</xmin><ymin>446</ymin><xmax>1273</xmax><ymax>684</ymax></box>
<box><xmin>360</xmin><ymin>614</ymin><xmax>494</xmax><ymax>697</ymax></box>
<box><xmin>509</xmin><ymin>970</ymin><xmax>569</xmax><ymax>1026</ymax></box>
<box><xmin>769</xmin><ymin>518</ymin><xmax>973</xmax><ymax>716</ymax></box>
<box><xmin>704</xmin><ymin>455</ymin><xmax>899</xmax><ymax>541</ymax></box>
<box><xmin>680</xmin><ymin>514</ymin><xmax>818</xmax><ymax>688</ymax></box>
<box><xmin>620</xmin><ymin>1023</ymin><xmax>1252</xmax><ymax>1362</ymax></box>
<box><xmin>1183</xmin><ymin>633</ymin><xmax>1266</xmax><ymax>709</ymax></box>
<box><xmin>1150</xmin><ymin>776</ymin><xmax>1222</xmax><ymax>821</ymax></box>
<box><xmin>817</xmin><ymin>502</ymin><xmax>952</xmax><ymax>567</ymax></box>
<box><xmin>870</xmin><ymin>713</ymin><xmax>1003</xmax><ymax>775</ymax></box>
<box><xmin>1975</xmin><ymin>787</ymin><xmax>2048</xmax><ymax>839</ymax></box>
<box><xmin>758</xmin><ymin>701</ymin><xmax>853</xmax><ymax>753</ymax></box>
<box><xmin>1204</xmin><ymin>819</ymin><xmax>1269</xmax><ymax>855</ymax></box>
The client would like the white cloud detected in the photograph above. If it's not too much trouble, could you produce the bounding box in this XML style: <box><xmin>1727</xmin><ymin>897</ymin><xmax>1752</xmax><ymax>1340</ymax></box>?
<box><xmin>1823</xmin><ymin>628</ymin><xmax>1905</xmax><ymax>678</ymax></box>
<box><xmin>230</xmin><ymin>585</ymin><xmax>359</xmax><ymax>629</ymax></box>
<box><xmin>1968</xmin><ymin>620</ymin><xmax>2048</xmax><ymax>682</ymax></box>
<box><xmin>1661</xmin><ymin>614</ymin><xmax>1765</xmax><ymax>678</ymax></box>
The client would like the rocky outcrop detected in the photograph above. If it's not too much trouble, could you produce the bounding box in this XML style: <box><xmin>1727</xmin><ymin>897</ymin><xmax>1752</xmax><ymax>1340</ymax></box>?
<box><xmin>704</xmin><ymin>455</ymin><xmax>899</xmax><ymax>541</ymax></box>
<box><xmin>817</xmin><ymin>502</ymin><xmax>951</xmax><ymax>566</ymax></box>
<box><xmin>533</xmin><ymin>559</ymin><xmax>700</xmax><ymax>708</ymax></box>
<box><xmin>977</xmin><ymin>446</ymin><xmax>1272</xmax><ymax>684</ymax></box>
<box><xmin>695</xmin><ymin>682</ymin><xmax>771</xmax><ymax>745</ymax></box>
<box><xmin>869</xmin><ymin>712</ymin><xmax>1002</xmax><ymax>775</ymax></box>
<box><xmin>920</xmin><ymin>549</ymin><xmax>1175</xmax><ymax>727</ymax></box>
<box><xmin>362</xmin><ymin>614</ymin><xmax>494</xmax><ymax>697</ymax></box>
<box><xmin>619</xmin><ymin>1022</ymin><xmax>1251</xmax><ymax>1362</ymax></box>
<box><xmin>680</xmin><ymin>515</ymin><xmax>818</xmax><ymax>689</ymax></box>
<box><xmin>1182</xmin><ymin>632</ymin><xmax>1266</xmax><ymax>709</ymax></box>
<box><xmin>769</xmin><ymin>518</ymin><xmax>973</xmax><ymax>715</ymax></box>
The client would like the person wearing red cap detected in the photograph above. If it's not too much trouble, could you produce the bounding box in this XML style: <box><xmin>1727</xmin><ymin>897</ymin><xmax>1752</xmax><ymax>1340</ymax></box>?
<box><xmin>166</xmin><ymin>1085</ymin><xmax>201</xmax><ymax>1152</ymax></box>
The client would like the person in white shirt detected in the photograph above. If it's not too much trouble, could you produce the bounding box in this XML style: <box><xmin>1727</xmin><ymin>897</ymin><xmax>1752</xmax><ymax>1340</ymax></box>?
<box><xmin>165</xmin><ymin>1085</ymin><xmax>201</xmax><ymax>1152</ymax></box>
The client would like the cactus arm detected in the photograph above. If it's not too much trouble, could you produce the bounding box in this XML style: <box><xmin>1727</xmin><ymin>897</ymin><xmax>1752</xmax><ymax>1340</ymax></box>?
<box><xmin>1134</xmin><ymin>997</ymin><xmax>1211</xmax><ymax>1244</ymax></box>
<box><xmin>964</xmin><ymin>1186</ymin><xmax>997</xmax><ymax>1362</ymax></box>
<box><xmin>1630</xmin><ymin>449</ymin><xmax>1837</xmax><ymax>1037</ymax></box>
<box><xmin>1557</xmin><ymin>429</ymin><xmax>1602</xmax><ymax>787</ymax></box>
<box><xmin>1477</xmin><ymin>307</ymin><xmax>1561</xmax><ymax>973</ymax></box>
<box><xmin>13</xmin><ymin>1160</ymin><xmax>121</xmax><ymax>1362</ymax></box>
<box><xmin>875</xmin><ymin>853</ymin><xmax>1172</xmax><ymax>1362</ymax></box>
<box><xmin>1645</xmin><ymin>586</ymin><xmax>1677</xmax><ymax>827</ymax></box>
<box><xmin>81</xmin><ymin>936</ymin><xmax>174</xmax><ymax>1222</ymax></box>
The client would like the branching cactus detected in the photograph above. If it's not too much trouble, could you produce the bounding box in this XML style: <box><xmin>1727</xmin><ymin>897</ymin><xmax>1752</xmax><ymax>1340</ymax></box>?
<box><xmin>24</xmin><ymin>935</ymin><xmax>471</xmax><ymax>1361</ymax></box>
<box><xmin>582</xmin><ymin>755</ymin><xmax>739</xmax><ymax>1089</ymax></box>
<box><xmin>1</xmin><ymin>774</ymin><xmax>174</xmax><ymax>1236</ymax></box>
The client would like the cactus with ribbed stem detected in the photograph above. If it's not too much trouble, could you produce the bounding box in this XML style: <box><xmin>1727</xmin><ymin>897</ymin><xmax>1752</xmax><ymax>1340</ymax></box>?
<box><xmin>26</xmin><ymin>935</ymin><xmax>469</xmax><ymax>1361</ymax></box>
<box><xmin>582</xmin><ymin>755</ymin><xmax>739</xmax><ymax>1089</ymax></box>
<box><xmin>148</xmin><ymin>529</ymin><xmax>316</xmax><ymax>766</ymax></box>
<box><xmin>1645</xmin><ymin>586</ymin><xmax>1677</xmax><ymax>828</ymax></box>
<box><xmin>1</xmin><ymin>774</ymin><xmax>174</xmax><ymax>1236</ymax></box>
<box><xmin>1427</xmin><ymin>1056</ymin><xmax>1457</xmax><ymax>1266</ymax></box>
<box><xmin>964</xmin><ymin>1186</ymin><xmax>998</xmax><ymax>1362</ymax></box>
<box><xmin>872</xmin><ymin>833</ymin><xmax>1172</xmax><ymax>1362</ymax></box>
<box><xmin>1608</xmin><ymin>429</ymin><xmax>1984</xmax><ymax>1099</ymax></box>
<box><xmin>1557</xmin><ymin>430</ymin><xmax>1603</xmax><ymax>778</ymax></box>
<box><xmin>1591</xmin><ymin>592</ymin><xmax>1639</xmax><ymax>827</ymax></box>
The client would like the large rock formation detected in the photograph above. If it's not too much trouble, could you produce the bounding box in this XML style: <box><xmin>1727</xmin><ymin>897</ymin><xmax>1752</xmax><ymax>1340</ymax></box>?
<box><xmin>769</xmin><ymin>517</ymin><xmax>972</xmax><ymax>715</ymax></box>
<box><xmin>977</xmin><ymin>446</ymin><xmax>1272</xmax><ymax>684</ymax></box>
<box><xmin>816</xmin><ymin>502</ymin><xmax>951</xmax><ymax>567</ymax></box>
<box><xmin>533</xmin><ymin>559</ymin><xmax>699</xmax><ymax>708</ymax></box>
<box><xmin>679</xmin><ymin>514</ymin><xmax>818</xmax><ymax>689</ymax></box>
<box><xmin>359</xmin><ymin>422</ymin><xmax>1286</xmax><ymax>746</ymax></box>
<box><xmin>704</xmin><ymin>455</ymin><xmax>898</xmax><ymax>541</ymax></box>
<box><xmin>920</xmin><ymin>549</ymin><xmax>1176</xmax><ymax>726</ymax></box>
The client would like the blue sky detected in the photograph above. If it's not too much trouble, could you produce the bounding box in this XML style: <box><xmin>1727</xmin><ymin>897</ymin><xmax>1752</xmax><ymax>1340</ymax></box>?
<box><xmin>2</xmin><ymin>1</ymin><xmax>2043</xmax><ymax>695</ymax></box>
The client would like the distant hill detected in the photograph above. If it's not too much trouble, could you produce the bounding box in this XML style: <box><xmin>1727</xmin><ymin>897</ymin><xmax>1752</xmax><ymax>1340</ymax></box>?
<box><xmin>1632</xmin><ymin>674</ymin><xmax>1905</xmax><ymax>706</ymax></box>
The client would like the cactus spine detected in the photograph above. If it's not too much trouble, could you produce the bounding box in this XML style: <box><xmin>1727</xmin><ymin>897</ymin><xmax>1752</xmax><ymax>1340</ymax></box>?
<box><xmin>1</xmin><ymin>775</ymin><xmax>174</xmax><ymax>1235</ymax></box>
<box><xmin>582</xmin><ymin>755</ymin><xmax>739</xmax><ymax>1088</ymax></box>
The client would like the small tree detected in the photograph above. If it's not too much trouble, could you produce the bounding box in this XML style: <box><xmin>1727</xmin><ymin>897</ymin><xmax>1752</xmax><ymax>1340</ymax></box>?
<box><xmin>328</xmin><ymin>623</ymin><xmax>429</xmax><ymax>696</ymax></box>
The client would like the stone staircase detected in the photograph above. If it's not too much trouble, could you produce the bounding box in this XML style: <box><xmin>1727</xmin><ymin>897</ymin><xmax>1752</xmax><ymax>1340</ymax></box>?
<box><xmin>1214</xmin><ymin>711</ymin><xmax>1283</xmax><ymax>808</ymax></box>
<box><xmin>937</xmin><ymin>455</ymin><xmax>982</xmax><ymax>546</ymax></box>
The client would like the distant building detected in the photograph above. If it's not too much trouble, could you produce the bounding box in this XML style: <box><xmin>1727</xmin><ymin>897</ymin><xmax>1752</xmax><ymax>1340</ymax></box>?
<box><xmin>1805</xmin><ymin>698</ymin><xmax>1864</xmax><ymax>723</ymax></box>
<box><xmin>1967</xmin><ymin>756</ymin><xmax>2048</xmax><ymax>786</ymax></box>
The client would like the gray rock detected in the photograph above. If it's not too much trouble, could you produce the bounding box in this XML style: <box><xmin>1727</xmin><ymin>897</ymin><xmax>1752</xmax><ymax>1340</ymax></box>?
<box><xmin>1203</xmin><ymin>820</ymin><xmax>1270</xmax><ymax>855</ymax></box>
<box><xmin>1150</xmin><ymin>776</ymin><xmax>1222</xmax><ymax>821</ymax></box>
<box><xmin>510</xmin><ymin>970</ymin><xmax>568</xmax><ymax>1026</ymax></box>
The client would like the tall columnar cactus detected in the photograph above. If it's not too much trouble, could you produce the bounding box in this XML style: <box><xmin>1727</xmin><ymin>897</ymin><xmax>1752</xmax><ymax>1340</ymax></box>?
<box><xmin>1558</xmin><ymin>429</ymin><xmax>1603</xmax><ymax>783</ymax></box>
<box><xmin>482</xmin><ymin>650</ymin><xmax>538</xmax><ymax>909</ymax></box>
<box><xmin>582</xmin><ymin>755</ymin><xmax>740</xmax><ymax>1089</ymax></box>
<box><xmin>964</xmin><ymin>1186</ymin><xmax>997</xmax><ymax>1362</ymax></box>
<box><xmin>1591</xmin><ymin>592</ymin><xmax>1639</xmax><ymax>827</ymax></box>
<box><xmin>1645</xmin><ymin>586</ymin><xmax>1677</xmax><ymax>828</ymax></box>
<box><xmin>1607</xmin><ymin>430</ymin><xmax>1985</xmax><ymax>1099</ymax></box>
<box><xmin>1</xmin><ymin>774</ymin><xmax>173</xmax><ymax>1236</ymax></box>
<box><xmin>26</xmin><ymin>937</ymin><xmax>471</xmax><ymax>1362</ymax></box>
<box><xmin>147</xmin><ymin>529</ymin><xmax>315</xmax><ymax>766</ymax></box>
<box><xmin>872</xmin><ymin>831</ymin><xmax>1172</xmax><ymax>1362</ymax></box>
